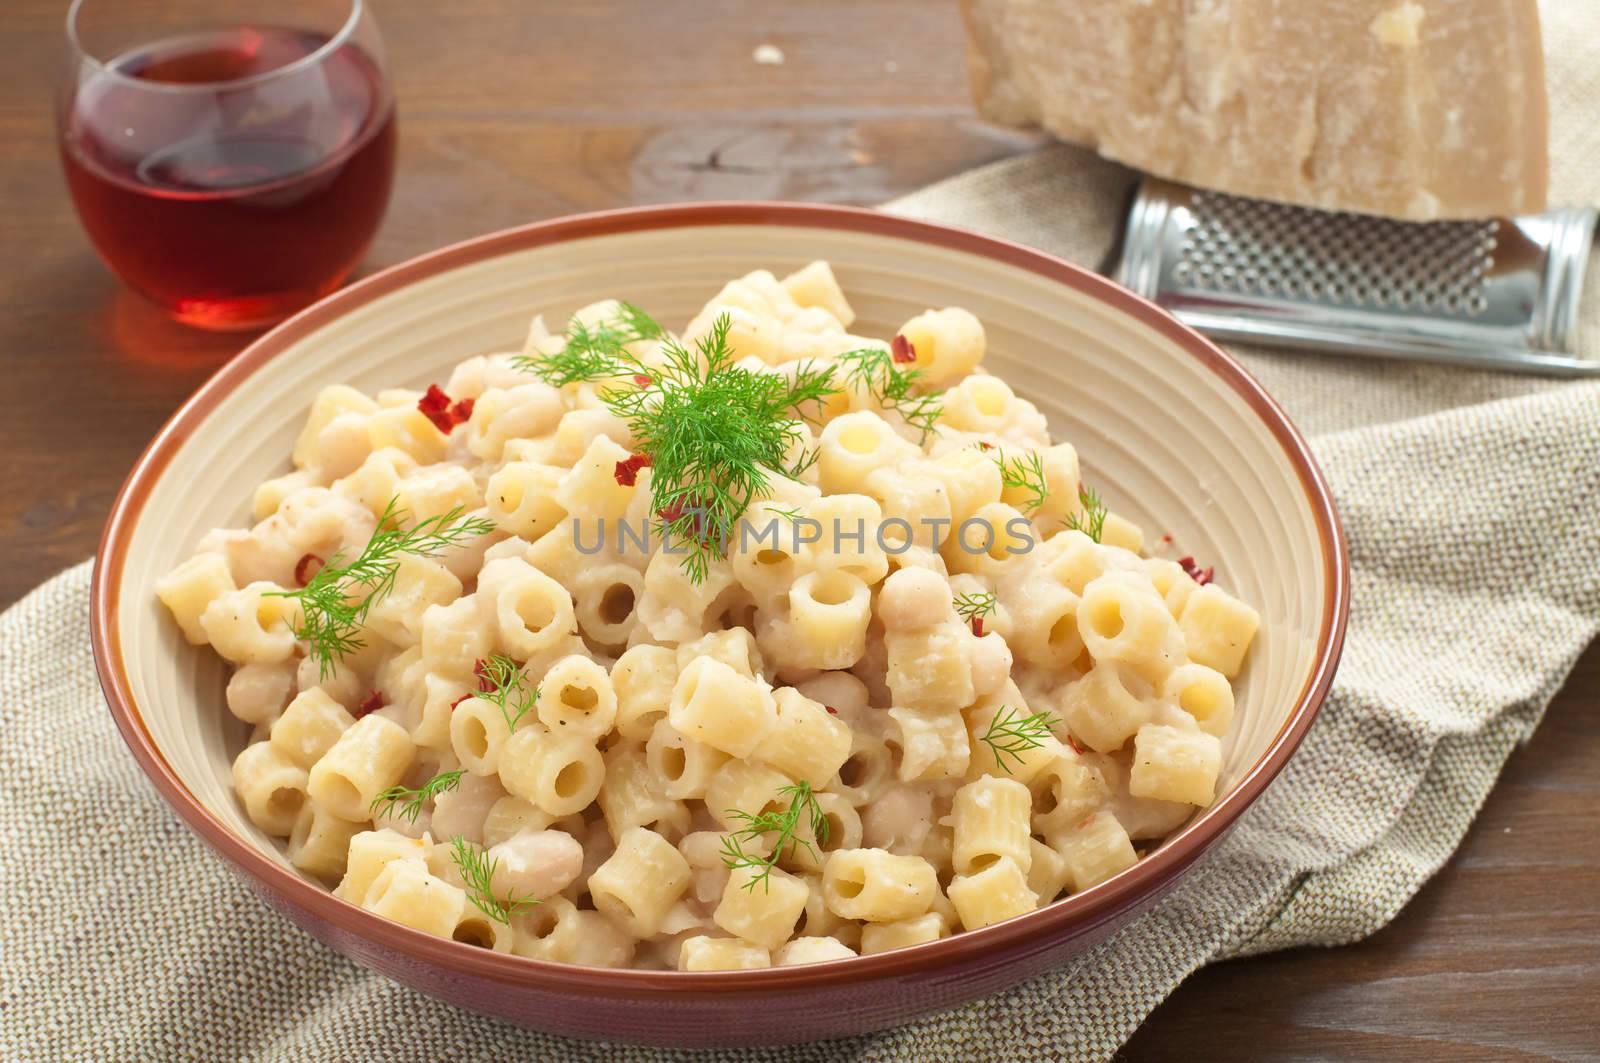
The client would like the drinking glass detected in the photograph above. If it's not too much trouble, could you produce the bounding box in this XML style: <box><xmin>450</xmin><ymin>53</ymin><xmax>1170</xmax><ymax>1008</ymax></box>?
<box><xmin>58</xmin><ymin>0</ymin><xmax>397</xmax><ymax>331</ymax></box>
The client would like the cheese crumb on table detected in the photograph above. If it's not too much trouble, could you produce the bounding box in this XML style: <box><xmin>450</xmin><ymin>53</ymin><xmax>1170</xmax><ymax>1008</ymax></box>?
<box><xmin>1370</xmin><ymin>3</ymin><xmax>1425</xmax><ymax>48</ymax></box>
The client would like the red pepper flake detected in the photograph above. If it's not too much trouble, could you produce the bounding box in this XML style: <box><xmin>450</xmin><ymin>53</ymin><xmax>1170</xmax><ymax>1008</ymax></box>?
<box><xmin>418</xmin><ymin>384</ymin><xmax>473</xmax><ymax>434</ymax></box>
<box><xmin>1066</xmin><ymin>735</ymin><xmax>1087</xmax><ymax>755</ymax></box>
<box><xmin>633</xmin><ymin>374</ymin><xmax>653</xmax><ymax>387</ymax></box>
<box><xmin>1079</xmin><ymin>814</ymin><xmax>1097</xmax><ymax>830</ymax></box>
<box><xmin>1177</xmin><ymin>556</ymin><xmax>1215</xmax><ymax>586</ymax></box>
<box><xmin>472</xmin><ymin>658</ymin><xmax>494</xmax><ymax>693</ymax></box>
<box><xmin>890</xmin><ymin>333</ymin><xmax>917</xmax><ymax>364</ymax></box>
<box><xmin>417</xmin><ymin>384</ymin><xmax>453</xmax><ymax>432</ymax></box>
<box><xmin>824</xmin><ymin>705</ymin><xmax>838</xmax><ymax>715</ymax></box>
<box><xmin>1160</xmin><ymin>533</ymin><xmax>1173</xmax><ymax>545</ymax></box>
<box><xmin>970</xmin><ymin>616</ymin><xmax>985</xmax><ymax>637</ymax></box>
<box><xmin>614</xmin><ymin>452</ymin><xmax>652</xmax><ymax>487</ymax></box>
<box><xmin>450</xmin><ymin>693</ymin><xmax>472</xmax><ymax>712</ymax></box>
<box><xmin>356</xmin><ymin>690</ymin><xmax>384</xmax><ymax>718</ymax></box>
<box><xmin>293</xmin><ymin>553</ymin><xmax>324</xmax><ymax>588</ymax></box>
<box><xmin>977</xmin><ymin>441</ymin><xmax>995</xmax><ymax>451</ymax></box>
<box><xmin>657</xmin><ymin>496</ymin><xmax>693</xmax><ymax>525</ymax></box>
<box><xmin>657</xmin><ymin>493</ymin><xmax>711</xmax><ymax>538</ymax></box>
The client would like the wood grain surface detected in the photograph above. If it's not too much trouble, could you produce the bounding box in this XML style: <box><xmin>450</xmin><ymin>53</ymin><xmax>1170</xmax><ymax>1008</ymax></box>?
<box><xmin>2</xmin><ymin>1</ymin><xmax>1594</xmax><ymax>1058</ymax></box>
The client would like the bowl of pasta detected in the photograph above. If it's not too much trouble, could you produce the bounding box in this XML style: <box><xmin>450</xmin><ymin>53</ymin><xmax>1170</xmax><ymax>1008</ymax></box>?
<box><xmin>91</xmin><ymin>202</ymin><xmax>1347</xmax><ymax>1046</ymax></box>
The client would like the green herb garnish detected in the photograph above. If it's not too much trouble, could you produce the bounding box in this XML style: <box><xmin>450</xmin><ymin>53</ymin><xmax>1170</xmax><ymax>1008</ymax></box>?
<box><xmin>369</xmin><ymin>770</ymin><xmax>464</xmax><ymax>824</ymax></box>
<box><xmin>472</xmin><ymin>653</ymin><xmax>539</xmax><ymax>733</ymax></box>
<box><xmin>520</xmin><ymin>304</ymin><xmax>838</xmax><ymax>585</ymax></box>
<box><xmin>719</xmin><ymin>781</ymin><xmax>828</xmax><ymax>893</ymax></box>
<box><xmin>835</xmin><ymin>346</ymin><xmax>943</xmax><ymax>443</ymax></box>
<box><xmin>979</xmin><ymin>706</ymin><xmax>1060</xmax><ymax>774</ymax></box>
<box><xmin>953</xmin><ymin>590</ymin><xmax>998</xmax><ymax>624</ymax></box>
<box><xmin>991</xmin><ymin>448</ymin><xmax>1049</xmax><ymax>514</ymax></box>
<box><xmin>512</xmin><ymin>301</ymin><xmax>664</xmax><ymax>388</ymax></box>
<box><xmin>763</xmin><ymin>504</ymin><xmax>806</xmax><ymax>523</ymax></box>
<box><xmin>448</xmin><ymin>835</ymin><xmax>540</xmax><ymax>925</ymax></box>
<box><xmin>611</xmin><ymin>317</ymin><xmax>837</xmax><ymax>584</ymax></box>
<box><xmin>1064</xmin><ymin>485</ymin><xmax>1108</xmax><ymax>543</ymax></box>
<box><xmin>271</xmin><ymin>499</ymin><xmax>495</xmax><ymax>678</ymax></box>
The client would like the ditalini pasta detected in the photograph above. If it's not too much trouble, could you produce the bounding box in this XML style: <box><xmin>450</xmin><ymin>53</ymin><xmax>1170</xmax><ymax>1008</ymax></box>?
<box><xmin>158</xmin><ymin>263</ymin><xmax>1261</xmax><ymax>970</ymax></box>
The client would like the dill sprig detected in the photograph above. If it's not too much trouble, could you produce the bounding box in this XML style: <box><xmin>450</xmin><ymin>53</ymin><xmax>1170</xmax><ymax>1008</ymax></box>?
<box><xmin>473</xmin><ymin>653</ymin><xmax>539</xmax><ymax>733</ymax></box>
<box><xmin>979</xmin><ymin>705</ymin><xmax>1060</xmax><ymax>774</ymax></box>
<box><xmin>369</xmin><ymin>770</ymin><xmax>463</xmax><ymax>824</ymax></box>
<box><xmin>786</xmin><ymin>444</ymin><xmax>822</xmax><ymax>481</ymax></box>
<box><xmin>1064</xmin><ymin>485</ymin><xmax>1108</xmax><ymax>543</ymax></box>
<box><xmin>719</xmin><ymin>781</ymin><xmax>828</xmax><ymax>893</ymax></box>
<box><xmin>515</xmin><ymin>304</ymin><xmax>839</xmax><ymax>584</ymax></box>
<box><xmin>449</xmin><ymin>835</ymin><xmax>540</xmax><ymax>925</ymax></box>
<box><xmin>991</xmin><ymin>448</ymin><xmax>1049</xmax><ymax>514</ymax></box>
<box><xmin>953</xmin><ymin>590</ymin><xmax>998</xmax><ymax>623</ymax></box>
<box><xmin>835</xmin><ymin>346</ymin><xmax>943</xmax><ymax>443</ymax></box>
<box><xmin>512</xmin><ymin>301</ymin><xmax>664</xmax><ymax>387</ymax></box>
<box><xmin>605</xmin><ymin>315</ymin><xmax>839</xmax><ymax>585</ymax></box>
<box><xmin>271</xmin><ymin>500</ymin><xmax>496</xmax><ymax>678</ymax></box>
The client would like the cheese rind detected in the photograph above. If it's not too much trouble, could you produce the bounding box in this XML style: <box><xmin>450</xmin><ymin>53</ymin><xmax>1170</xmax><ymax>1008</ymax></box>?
<box><xmin>960</xmin><ymin>0</ymin><xmax>1548</xmax><ymax>221</ymax></box>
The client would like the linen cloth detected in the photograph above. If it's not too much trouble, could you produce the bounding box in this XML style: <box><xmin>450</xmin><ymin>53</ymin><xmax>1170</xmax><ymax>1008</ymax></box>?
<box><xmin>6</xmin><ymin>9</ymin><xmax>1600</xmax><ymax>1062</ymax></box>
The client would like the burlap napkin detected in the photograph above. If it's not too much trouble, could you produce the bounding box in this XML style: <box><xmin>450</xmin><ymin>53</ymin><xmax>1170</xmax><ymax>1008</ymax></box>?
<box><xmin>6</xmin><ymin>7</ymin><xmax>1600</xmax><ymax>1059</ymax></box>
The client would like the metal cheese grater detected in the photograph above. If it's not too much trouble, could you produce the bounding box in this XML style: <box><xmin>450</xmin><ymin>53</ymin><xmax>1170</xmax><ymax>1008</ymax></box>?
<box><xmin>1115</xmin><ymin>178</ymin><xmax>1600</xmax><ymax>376</ymax></box>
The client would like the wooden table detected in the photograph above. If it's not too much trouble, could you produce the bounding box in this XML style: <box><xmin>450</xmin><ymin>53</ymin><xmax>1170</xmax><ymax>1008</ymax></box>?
<box><xmin>3</xmin><ymin>2</ymin><xmax>1595</xmax><ymax>1057</ymax></box>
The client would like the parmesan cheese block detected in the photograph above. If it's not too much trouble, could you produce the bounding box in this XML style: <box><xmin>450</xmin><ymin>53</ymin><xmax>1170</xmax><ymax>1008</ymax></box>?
<box><xmin>960</xmin><ymin>0</ymin><xmax>1549</xmax><ymax>220</ymax></box>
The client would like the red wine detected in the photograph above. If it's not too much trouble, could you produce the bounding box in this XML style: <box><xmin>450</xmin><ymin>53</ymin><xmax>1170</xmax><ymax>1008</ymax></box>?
<box><xmin>60</xmin><ymin>27</ymin><xmax>396</xmax><ymax>330</ymax></box>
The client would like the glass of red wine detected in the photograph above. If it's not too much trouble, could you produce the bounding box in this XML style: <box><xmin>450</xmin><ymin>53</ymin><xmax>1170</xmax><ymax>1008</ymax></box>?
<box><xmin>58</xmin><ymin>0</ymin><xmax>397</xmax><ymax>331</ymax></box>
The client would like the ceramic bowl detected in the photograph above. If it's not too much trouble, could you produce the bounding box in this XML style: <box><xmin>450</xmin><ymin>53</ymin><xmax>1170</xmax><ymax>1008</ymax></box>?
<box><xmin>91</xmin><ymin>202</ymin><xmax>1348</xmax><ymax>1047</ymax></box>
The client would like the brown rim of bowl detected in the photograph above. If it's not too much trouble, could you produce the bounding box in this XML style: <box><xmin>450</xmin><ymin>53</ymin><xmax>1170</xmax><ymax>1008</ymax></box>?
<box><xmin>90</xmin><ymin>200</ymin><xmax>1349</xmax><ymax>995</ymax></box>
